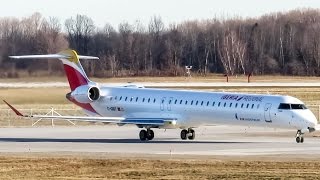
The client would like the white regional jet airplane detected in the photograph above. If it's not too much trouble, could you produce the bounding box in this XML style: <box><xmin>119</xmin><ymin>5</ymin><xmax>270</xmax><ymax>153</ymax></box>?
<box><xmin>3</xmin><ymin>50</ymin><xmax>319</xmax><ymax>143</ymax></box>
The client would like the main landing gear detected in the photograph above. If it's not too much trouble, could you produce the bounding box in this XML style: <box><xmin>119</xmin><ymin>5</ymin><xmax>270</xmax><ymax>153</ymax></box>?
<box><xmin>138</xmin><ymin>128</ymin><xmax>196</xmax><ymax>141</ymax></box>
<box><xmin>296</xmin><ymin>130</ymin><xmax>304</xmax><ymax>143</ymax></box>
<box><xmin>180</xmin><ymin>128</ymin><xmax>195</xmax><ymax>140</ymax></box>
<box><xmin>139</xmin><ymin>128</ymin><xmax>154</xmax><ymax>141</ymax></box>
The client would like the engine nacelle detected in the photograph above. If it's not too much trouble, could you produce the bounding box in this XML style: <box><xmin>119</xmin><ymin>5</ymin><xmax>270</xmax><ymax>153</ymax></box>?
<box><xmin>70</xmin><ymin>85</ymin><xmax>100</xmax><ymax>103</ymax></box>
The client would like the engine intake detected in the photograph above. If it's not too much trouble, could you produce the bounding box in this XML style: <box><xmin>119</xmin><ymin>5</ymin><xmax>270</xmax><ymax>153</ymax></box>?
<box><xmin>70</xmin><ymin>85</ymin><xmax>100</xmax><ymax>103</ymax></box>
<box><xmin>89</xmin><ymin>86</ymin><xmax>100</xmax><ymax>101</ymax></box>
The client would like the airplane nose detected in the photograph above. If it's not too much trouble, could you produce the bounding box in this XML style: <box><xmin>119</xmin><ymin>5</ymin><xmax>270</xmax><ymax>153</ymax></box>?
<box><xmin>307</xmin><ymin>111</ymin><xmax>318</xmax><ymax>127</ymax></box>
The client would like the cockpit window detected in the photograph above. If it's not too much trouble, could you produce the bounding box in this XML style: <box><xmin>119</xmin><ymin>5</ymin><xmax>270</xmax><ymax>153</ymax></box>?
<box><xmin>278</xmin><ymin>103</ymin><xmax>307</xmax><ymax>110</ymax></box>
<box><xmin>291</xmin><ymin>104</ymin><xmax>307</xmax><ymax>110</ymax></box>
<box><xmin>278</xmin><ymin>103</ymin><xmax>290</xmax><ymax>110</ymax></box>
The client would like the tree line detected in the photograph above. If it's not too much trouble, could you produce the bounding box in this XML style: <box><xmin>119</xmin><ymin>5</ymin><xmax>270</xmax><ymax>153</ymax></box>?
<box><xmin>1</xmin><ymin>9</ymin><xmax>320</xmax><ymax>78</ymax></box>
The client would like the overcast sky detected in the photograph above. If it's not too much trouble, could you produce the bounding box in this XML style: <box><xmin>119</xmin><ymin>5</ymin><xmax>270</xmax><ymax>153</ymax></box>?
<box><xmin>1</xmin><ymin>0</ymin><xmax>320</xmax><ymax>28</ymax></box>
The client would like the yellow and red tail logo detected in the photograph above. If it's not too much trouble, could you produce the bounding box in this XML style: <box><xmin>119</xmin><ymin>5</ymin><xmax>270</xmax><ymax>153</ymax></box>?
<box><xmin>58</xmin><ymin>50</ymin><xmax>91</xmax><ymax>90</ymax></box>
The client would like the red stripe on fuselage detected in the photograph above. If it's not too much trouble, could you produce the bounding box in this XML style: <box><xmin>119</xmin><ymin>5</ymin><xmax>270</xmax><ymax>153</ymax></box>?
<box><xmin>72</xmin><ymin>100</ymin><xmax>98</xmax><ymax>114</ymax></box>
<box><xmin>67</xmin><ymin>96</ymin><xmax>98</xmax><ymax>115</ymax></box>
<box><xmin>63</xmin><ymin>64</ymin><xmax>88</xmax><ymax>91</ymax></box>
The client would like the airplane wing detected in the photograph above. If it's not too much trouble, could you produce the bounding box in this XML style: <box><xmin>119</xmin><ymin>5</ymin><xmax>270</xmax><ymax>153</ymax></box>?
<box><xmin>3</xmin><ymin>100</ymin><xmax>176</xmax><ymax>126</ymax></box>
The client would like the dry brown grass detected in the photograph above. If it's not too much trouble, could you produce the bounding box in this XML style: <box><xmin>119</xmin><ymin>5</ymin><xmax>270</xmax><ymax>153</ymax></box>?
<box><xmin>0</xmin><ymin>88</ymin><xmax>70</xmax><ymax>104</ymax></box>
<box><xmin>0</xmin><ymin>156</ymin><xmax>319</xmax><ymax>179</ymax></box>
<box><xmin>1</xmin><ymin>74</ymin><xmax>320</xmax><ymax>83</ymax></box>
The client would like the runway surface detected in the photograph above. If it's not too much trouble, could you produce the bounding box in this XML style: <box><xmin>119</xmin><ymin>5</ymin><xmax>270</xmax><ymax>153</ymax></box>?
<box><xmin>0</xmin><ymin>125</ymin><xmax>319</xmax><ymax>159</ymax></box>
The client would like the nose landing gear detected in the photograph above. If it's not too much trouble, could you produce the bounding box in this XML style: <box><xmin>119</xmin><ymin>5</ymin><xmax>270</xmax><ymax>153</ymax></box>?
<box><xmin>296</xmin><ymin>130</ymin><xmax>304</xmax><ymax>143</ymax></box>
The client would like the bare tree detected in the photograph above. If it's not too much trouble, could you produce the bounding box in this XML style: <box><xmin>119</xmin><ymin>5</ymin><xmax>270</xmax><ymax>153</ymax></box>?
<box><xmin>65</xmin><ymin>14</ymin><xmax>94</xmax><ymax>54</ymax></box>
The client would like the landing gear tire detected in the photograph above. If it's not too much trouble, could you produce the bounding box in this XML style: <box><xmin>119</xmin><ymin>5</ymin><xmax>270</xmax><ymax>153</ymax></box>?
<box><xmin>181</xmin><ymin>129</ymin><xmax>195</xmax><ymax>140</ymax></box>
<box><xmin>181</xmin><ymin>129</ymin><xmax>188</xmax><ymax>140</ymax></box>
<box><xmin>295</xmin><ymin>130</ymin><xmax>304</xmax><ymax>143</ymax></box>
<box><xmin>147</xmin><ymin>129</ymin><xmax>154</xmax><ymax>140</ymax></box>
<box><xmin>188</xmin><ymin>129</ymin><xmax>195</xmax><ymax>140</ymax></box>
<box><xmin>139</xmin><ymin>130</ymin><xmax>147</xmax><ymax>141</ymax></box>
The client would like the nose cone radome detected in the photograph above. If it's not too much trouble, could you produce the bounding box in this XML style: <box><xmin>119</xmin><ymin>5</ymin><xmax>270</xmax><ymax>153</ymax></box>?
<box><xmin>292</xmin><ymin>110</ymin><xmax>318</xmax><ymax>129</ymax></box>
<box><xmin>306</xmin><ymin>110</ymin><xmax>318</xmax><ymax>128</ymax></box>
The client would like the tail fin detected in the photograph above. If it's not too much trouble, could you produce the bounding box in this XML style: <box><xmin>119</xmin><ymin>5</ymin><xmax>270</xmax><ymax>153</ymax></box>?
<box><xmin>10</xmin><ymin>49</ymin><xmax>99</xmax><ymax>90</ymax></box>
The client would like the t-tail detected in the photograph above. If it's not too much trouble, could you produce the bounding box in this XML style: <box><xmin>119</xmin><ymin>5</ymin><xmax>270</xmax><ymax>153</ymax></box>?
<box><xmin>9</xmin><ymin>49</ymin><xmax>101</xmax><ymax>115</ymax></box>
<box><xmin>9</xmin><ymin>49</ymin><xmax>98</xmax><ymax>91</ymax></box>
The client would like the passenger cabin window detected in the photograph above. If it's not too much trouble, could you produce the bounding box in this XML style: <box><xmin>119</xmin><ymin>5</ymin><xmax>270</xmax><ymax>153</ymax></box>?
<box><xmin>180</xmin><ymin>100</ymin><xmax>183</xmax><ymax>104</ymax></box>
<box><xmin>191</xmin><ymin>101</ymin><xmax>194</xmax><ymax>105</ymax></box>
<box><xmin>251</xmin><ymin>104</ymin><xmax>254</xmax><ymax>109</ymax></box>
<box><xmin>218</xmin><ymin>102</ymin><xmax>221</xmax><ymax>107</ymax></box>
<box><xmin>153</xmin><ymin>98</ymin><xmax>156</xmax><ymax>103</ymax></box>
<box><xmin>229</xmin><ymin>103</ymin><xmax>232</xmax><ymax>107</ymax></box>
<box><xmin>257</xmin><ymin>104</ymin><xmax>260</xmax><ymax>109</ymax></box>
<box><xmin>235</xmin><ymin>103</ymin><xmax>238</xmax><ymax>108</ymax></box>
<box><xmin>201</xmin><ymin>101</ymin><xmax>204</xmax><ymax>106</ymax></box>
<box><xmin>212</xmin><ymin>102</ymin><xmax>215</xmax><ymax>106</ymax></box>
<box><xmin>224</xmin><ymin>102</ymin><xmax>226</xmax><ymax>107</ymax></box>
<box><xmin>125</xmin><ymin>97</ymin><xmax>128</xmax><ymax>101</ymax></box>
<box><xmin>207</xmin><ymin>101</ymin><xmax>209</xmax><ymax>106</ymax></box>
<box><xmin>196</xmin><ymin>101</ymin><xmax>199</xmax><ymax>105</ymax></box>
<box><xmin>120</xmin><ymin>96</ymin><xmax>122</xmax><ymax>101</ymax></box>
<box><xmin>175</xmin><ymin>99</ymin><xmax>178</xmax><ymax>104</ymax></box>
<box><xmin>148</xmin><ymin>98</ymin><xmax>151</xmax><ymax>103</ymax></box>
<box><xmin>142</xmin><ymin>98</ymin><xmax>145</xmax><ymax>102</ymax></box>
<box><xmin>136</xmin><ymin>97</ymin><xmax>138</xmax><ymax>102</ymax></box>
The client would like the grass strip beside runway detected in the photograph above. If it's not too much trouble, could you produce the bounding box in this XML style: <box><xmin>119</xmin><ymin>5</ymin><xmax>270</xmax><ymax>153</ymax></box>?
<box><xmin>0</xmin><ymin>157</ymin><xmax>318</xmax><ymax>179</ymax></box>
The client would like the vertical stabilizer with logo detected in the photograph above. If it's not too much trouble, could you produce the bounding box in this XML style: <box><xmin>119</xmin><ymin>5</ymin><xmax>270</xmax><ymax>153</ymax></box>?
<box><xmin>57</xmin><ymin>50</ymin><xmax>91</xmax><ymax>90</ymax></box>
<box><xmin>9</xmin><ymin>49</ymin><xmax>100</xmax><ymax>114</ymax></box>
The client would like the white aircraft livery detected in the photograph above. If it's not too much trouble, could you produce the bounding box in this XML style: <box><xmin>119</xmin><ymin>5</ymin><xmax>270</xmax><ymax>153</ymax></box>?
<box><xmin>4</xmin><ymin>50</ymin><xmax>319</xmax><ymax>143</ymax></box>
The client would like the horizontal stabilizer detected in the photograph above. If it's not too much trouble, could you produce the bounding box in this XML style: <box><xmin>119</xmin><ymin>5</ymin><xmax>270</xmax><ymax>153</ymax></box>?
<box><xmin>9</xmin><ymin>49</ymin><xmax>98</xmax><ymax>91</ymax></box>
<box><xmin>9</xmin><ymin>54</ymin><xmax>99</xmax><ymax>60</ymax></box>
<box><xmin>9</xmin><ymin>54</ymin><xmax>66</xmax><ymax>59</ymax></box>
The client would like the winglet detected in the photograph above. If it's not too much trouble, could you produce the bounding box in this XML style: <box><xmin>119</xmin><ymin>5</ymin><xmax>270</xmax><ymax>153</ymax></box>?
<box><xmin>3</xmin><ymin>100</ymin><xmax>24</xmax><ymax>116</ymax></box>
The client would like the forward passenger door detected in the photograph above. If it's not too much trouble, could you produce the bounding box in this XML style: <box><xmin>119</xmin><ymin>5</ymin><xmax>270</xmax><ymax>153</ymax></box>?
<box><xmin>264</xmin><ymin>103</ymin><xmax>272</xmax><ymax>123</ymax></box>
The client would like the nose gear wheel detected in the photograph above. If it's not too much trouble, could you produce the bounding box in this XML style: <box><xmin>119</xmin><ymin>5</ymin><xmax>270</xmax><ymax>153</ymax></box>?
<box><xmin>295</xmin><ymin>130</ymin><xmax>304</xmax><ymax>143</ymax></box>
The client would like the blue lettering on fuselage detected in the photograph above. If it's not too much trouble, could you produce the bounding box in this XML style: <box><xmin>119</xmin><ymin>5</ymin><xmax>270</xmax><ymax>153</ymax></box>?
<box><xmin>221</xmin><ymin>95</ymin><xmax>263</xmax><ymax>102</ymax></box>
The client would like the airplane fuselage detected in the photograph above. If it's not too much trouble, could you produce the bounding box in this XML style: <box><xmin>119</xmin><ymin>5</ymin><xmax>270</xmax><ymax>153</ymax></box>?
<box><xmin>88</xmin><ymin>86</ymin><xmax>317</xmax><ymax>131</ymax></box>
